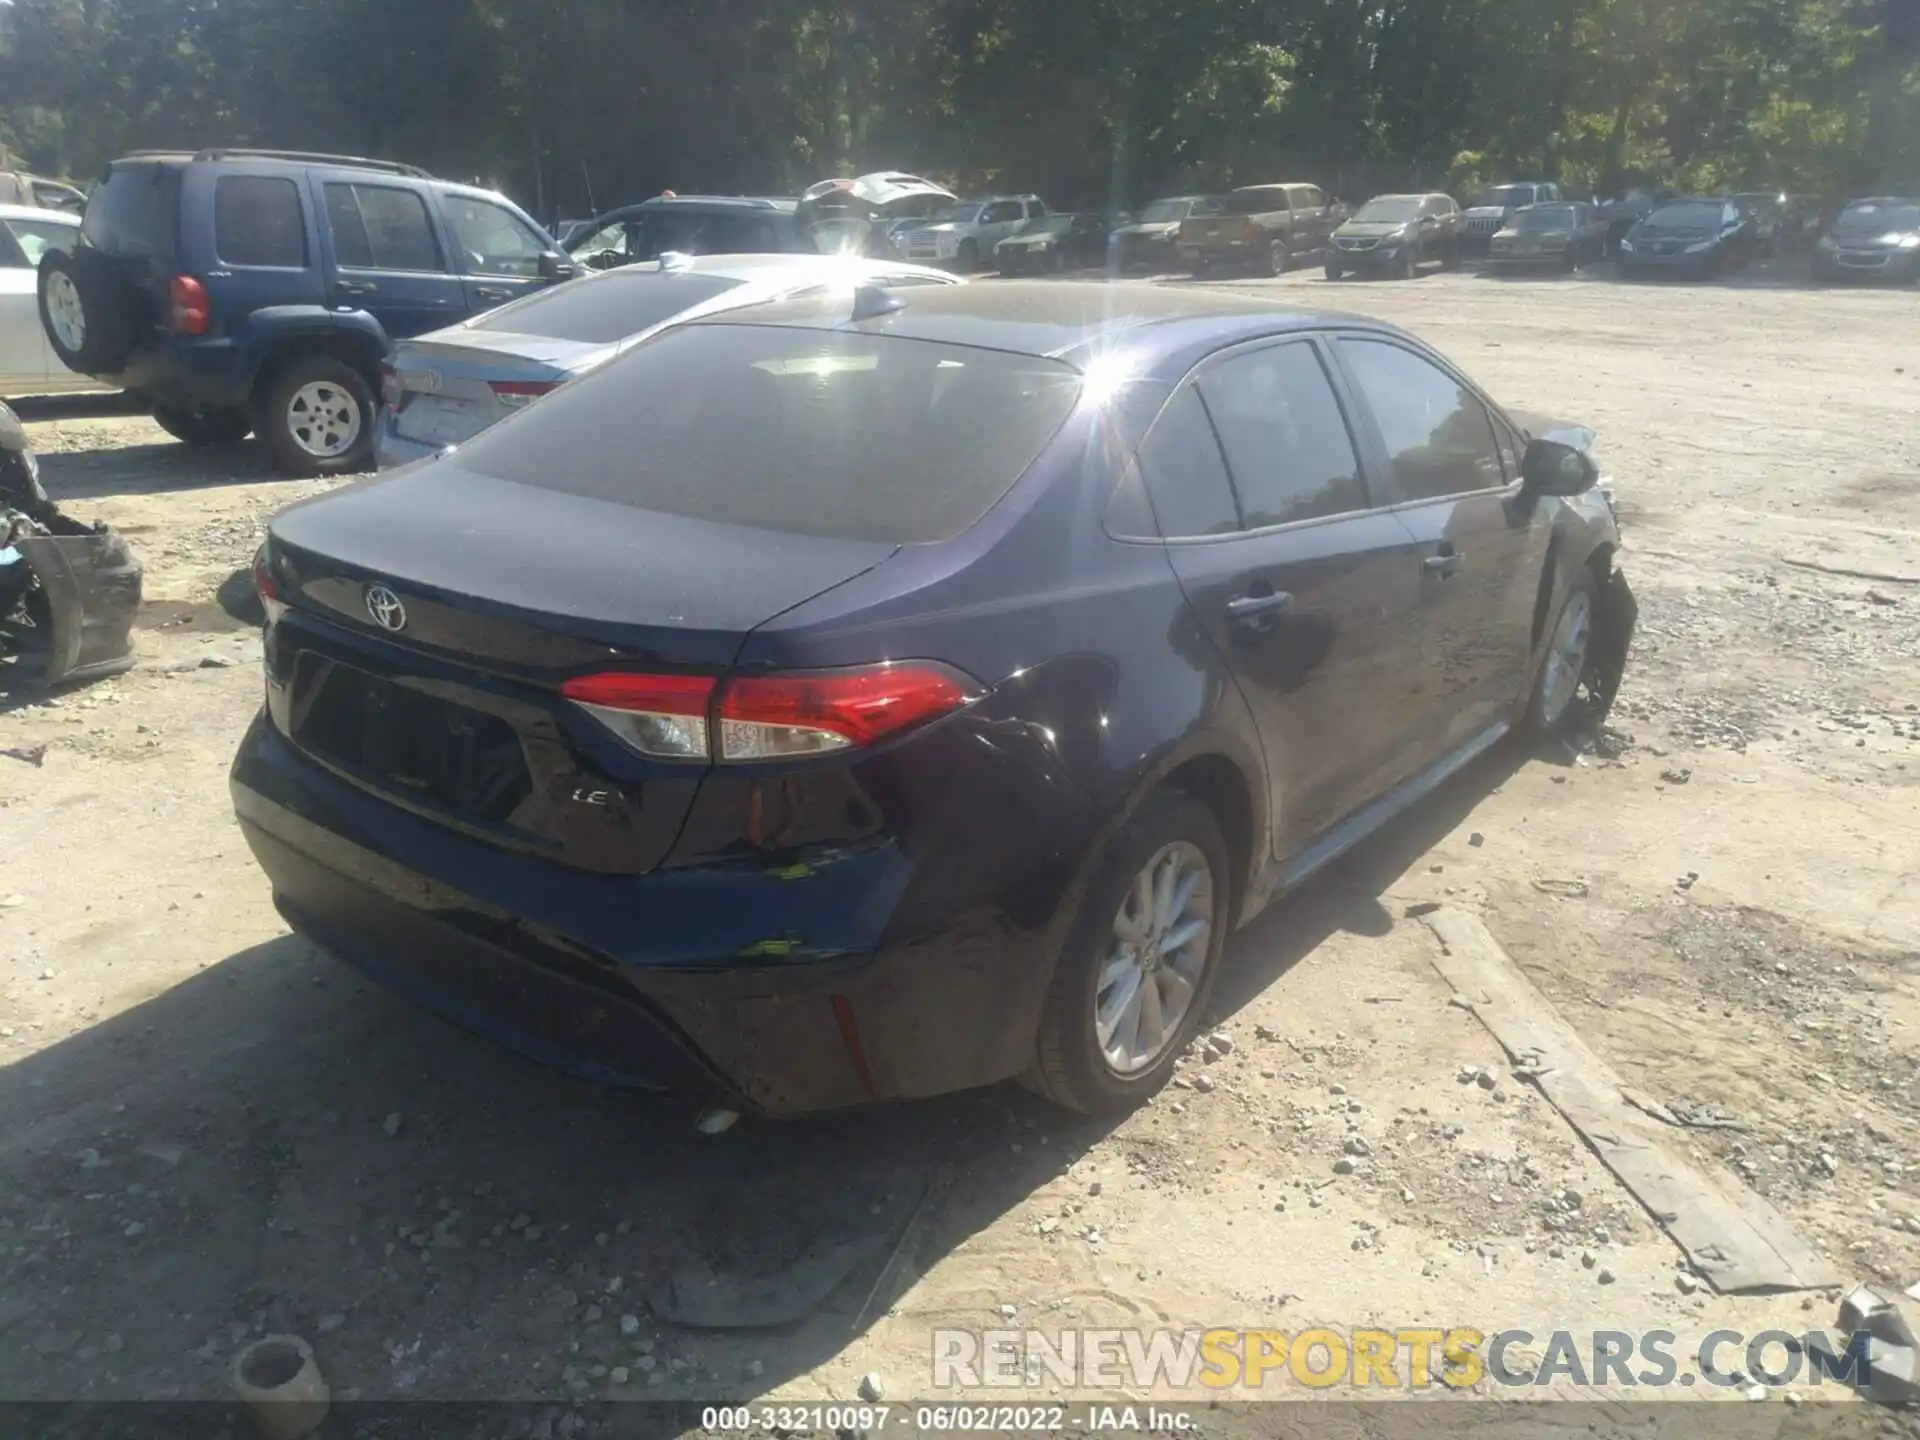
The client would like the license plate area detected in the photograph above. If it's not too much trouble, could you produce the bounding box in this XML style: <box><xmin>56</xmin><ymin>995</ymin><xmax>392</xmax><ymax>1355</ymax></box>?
<box><xmin>292</xmin><ymin>656</ymin><xmax>533</xmax><ymax>826</ymax></box>
<box><xmin>398</xmin><ymin>396</ymin><xmax>475</xmax><ymax>447</ymax></box>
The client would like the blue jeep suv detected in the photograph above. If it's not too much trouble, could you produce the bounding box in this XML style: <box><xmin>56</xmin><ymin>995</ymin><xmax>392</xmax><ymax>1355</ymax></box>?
<box><xmin>36</xmin><ymin>149</ymin><xmax>573</xmax><ymax>475</ymax></box>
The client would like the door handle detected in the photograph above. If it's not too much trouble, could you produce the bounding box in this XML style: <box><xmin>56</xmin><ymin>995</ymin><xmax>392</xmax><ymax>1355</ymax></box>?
<box><xmin>336</xmin><ymin>280</ymin><xmax>377</xmax><ymax>296</ymax></box>
<box><xmin>1227</xmin><ymin>590</ymin><xmax>1294</xmax><ymax>622</ymax></box>
<box><xmin>1423</xmin><ymin>553</ymin><xmax>1460</xmax><ymax>577</ymax></box>
<box><xmin>476</xmin><ymin>286</ymin><xmax>514</xmax><ymax>301</ymax></box>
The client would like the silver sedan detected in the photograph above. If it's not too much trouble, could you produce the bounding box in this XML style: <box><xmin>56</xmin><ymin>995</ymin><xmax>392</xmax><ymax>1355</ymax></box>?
<box><xmin>375</xmin><ymin>252</ymin><xmax>960</xmax><ymax>468</ymax></box>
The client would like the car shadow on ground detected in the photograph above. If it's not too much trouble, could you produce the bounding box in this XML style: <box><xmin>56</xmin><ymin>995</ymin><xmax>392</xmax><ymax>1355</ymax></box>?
<box><xmin>34</xmin><ymin>438</ymin><xmax>286</xmax><ymax>502</ymax></box>
<box><xmin>0</xmin><ymin>737</ymin><xmax>1540</xmax><ymax>1403</ymax></box>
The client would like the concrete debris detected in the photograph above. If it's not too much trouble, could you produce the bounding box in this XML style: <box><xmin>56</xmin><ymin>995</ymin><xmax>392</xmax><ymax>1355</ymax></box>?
<box><xmin>858</xmin><ymin>1372</ymin><xmax>886</xmax><ymax>1402</ymax></box>
<box><xmin>1191</xmin><ymin>1074</ymin><xmax>1216</xmax><ymax>1094</ymax></box>
<box><xmin>1344</xmin><ymin>1138</ymin><xmax>1372</xmax><ymax>1158</ymax></box>
<box><xmin>232</xmin><ymin>1334</ymin><xmax>329</xmax><ymax>1440</ymax></box>
<box><xmin>1332</xmin><ymin>1158</ymin><xmax>1358</xmax><ymax>1176</ymax></box>
<box><xmin>1207</xmin><ymin>1033</ymin><xmax>1235</xmax><ymax>1057</ymax></box>
<box><xmin>1468</xmin><ymin>832</ymin><xmax>1485</xmax><ymax>847</ymax></box>
<box><xmin>695</xmin><ymin>1108</ymin><xmax>740</xmax><ymax>1135</ymax></box>
<box><xmin>317</xmin><ymin>1313</ymin><xmax>346</xmax><ymax>1334</ymax></box>
<box><xmin>381</xmin><ymin>1113</ymin><xmax>403</xmax><ymax>1138</ymax></box>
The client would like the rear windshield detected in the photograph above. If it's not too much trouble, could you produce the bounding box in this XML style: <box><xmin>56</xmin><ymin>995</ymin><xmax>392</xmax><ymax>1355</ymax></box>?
<box><xmin>471</xmin><ymin>271</ymin><xmax>741</xmax><ymax>343</ymax></box>
<box><xmin>1226</xmin><ymin>189</ymin><xmax>1288</xmax><ymax>214</ymax></box>
<box><xmin>83</xmin><ymin>164</ymin><xmax>180</xmax><ymax>257</ymax></box>
<box><xmin>458</xmin><ymin>324</ymin><xmax>1082</xmax><ymax>543</ymax></box>
<box><xmin>1517</xmin><ymin>206</ymin><xmax>1577</xmax><ymax>231</ymax></box>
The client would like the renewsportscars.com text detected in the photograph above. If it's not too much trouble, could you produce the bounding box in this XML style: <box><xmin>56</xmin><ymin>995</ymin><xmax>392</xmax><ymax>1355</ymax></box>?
<box><xmin>931</xmin><ymin>1326</ymin><xmax>1874</xmax><ymax>1392</ymax></box>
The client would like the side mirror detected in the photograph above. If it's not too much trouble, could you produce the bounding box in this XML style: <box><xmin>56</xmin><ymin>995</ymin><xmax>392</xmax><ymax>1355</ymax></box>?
<box><xmin>1521</xmin><ymin>439</ymin><xmax>1599</xmax><ymax>497</ymax></box>
<box><xmin>538</xmin><ymin>251</ymin><xmax>577</xmax><ymax>281</ymax></box>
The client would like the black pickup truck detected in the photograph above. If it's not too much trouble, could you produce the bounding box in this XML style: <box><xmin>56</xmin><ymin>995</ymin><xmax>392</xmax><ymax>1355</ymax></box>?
<box><xmin>1176</xmin><ymin>182</ymin><xmax>1347</xmax><ymax>276</ymax></box>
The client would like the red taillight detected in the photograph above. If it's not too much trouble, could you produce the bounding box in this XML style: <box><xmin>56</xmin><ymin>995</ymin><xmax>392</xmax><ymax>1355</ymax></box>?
<box><xmin>559</xmin><ymin>672</ymin><xmax>716</xmax><ymax>761</ymax></box>
<box><xmin>489</xmin><ymin>379</ymin><xmax>559</xmax><ymax>409</ymax></box>
<box><xmin>718</xmin><ymin>664</ymin><xmax>979</xmax><ymax>759</ymax></box>
<box><xmin>251</xmin><ymin>543</ymin><xmax>279</xmax><ymax>604</ymax></box>
<box><xmin>169</xmin><ymin>275</ymin><xmax>210</xmax><ymax>335</ymax></box>
<box><xmin>558</xmin><ymin>662</ymin><xmax>980</xmax><ymax>763</ymax></box>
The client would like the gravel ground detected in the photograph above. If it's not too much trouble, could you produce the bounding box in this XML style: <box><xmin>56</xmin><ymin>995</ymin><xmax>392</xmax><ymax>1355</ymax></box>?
<box><xmin>1</xmin><ymin>262</ymin><xmax>1917</xmax><ymax>1433</ymax></box>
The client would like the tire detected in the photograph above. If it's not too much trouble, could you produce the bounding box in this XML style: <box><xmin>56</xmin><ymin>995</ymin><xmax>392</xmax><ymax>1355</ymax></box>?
<box><xmin>1266</xmin><ymin>238</ymin><xmax>1291</xmax><ymax>276</ymax></box>
<box><xmin>1028</xmin><ymin>791</ymin><xmax>1232</xmax><ymax>1115</ymax></box>
<box><xmin>255</xmin><ymin>355</ymin><xmax>375</xmax><ymax>477</ymax></box>
<box><xmin>152</xmin><ymin>404</ymin><xmax>253</xmax><ymax>447</ymax></box>
<box><xmin>1523</xmin><ymin>565</ymin><xmax>1599</xmax><ymax>738</ymax></box>
<box><xmin>1397</xmin><ymin>246</ymin><xmax>1418</xmax><ymax>280</ymax></box>
<box><xmin>1324</xmin><ymin>260</ymin><xmax>1342</xmax><ymax>281</ymax></box>
<box><xmin>37</xmin><ymin>248</ymin><xmax>136</xmax><ymax>375</ymax></box>
<box><xmin>957</xmin><ymin>239</ymin><xmax>979</xmax><ymax>273</ymax></box>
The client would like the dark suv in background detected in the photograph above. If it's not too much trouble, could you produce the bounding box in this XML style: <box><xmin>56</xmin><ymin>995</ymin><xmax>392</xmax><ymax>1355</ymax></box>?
<box><xmin>36</xmin><ymin>149</ymin><xmax>571</xmax><ymax>475</ymax></box>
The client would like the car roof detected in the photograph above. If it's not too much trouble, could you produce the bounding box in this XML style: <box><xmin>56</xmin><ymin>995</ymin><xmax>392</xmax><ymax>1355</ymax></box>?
<box><xmin>0</xmin><ymin>203</ymin><xmax>81</xmax><ymax>225</ymax></box>
<box><xmin>690</xmin><ymin>279</ymin><xmax>1382</xmax><ymax>372</ymax></box>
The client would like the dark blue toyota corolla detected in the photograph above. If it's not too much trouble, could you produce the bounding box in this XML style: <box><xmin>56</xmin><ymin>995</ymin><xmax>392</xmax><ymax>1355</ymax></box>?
<box><xmin>232</xmin><ymin>281</ymin><xmax>1635</xmax><ymax>1116</ymax></box>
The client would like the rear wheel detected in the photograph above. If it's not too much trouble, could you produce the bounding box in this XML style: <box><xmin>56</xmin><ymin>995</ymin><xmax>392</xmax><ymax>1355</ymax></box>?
<box><xmin>1029</xmin><ymin>792</ymin><xmax>1231</xmax><ymax>1114</ymax></box>
<box><xmin>1267</xmin><ymin>238</ymin><xmax>1291</xmax><ymax>276</ymax></box>
<box><xmin>1323</xmin><ymin>259</ymin><xmax>1342</xmax><ymax>281</ymax></box>
<box><xmin>256</xmin><ymin>356</ymin><xmax>375</xmax><ymax>477</ymax></box>
<box><xmin>152</xmin><ymin>404</ymin><xmax>252</xmax><ymax>447</ymax></box>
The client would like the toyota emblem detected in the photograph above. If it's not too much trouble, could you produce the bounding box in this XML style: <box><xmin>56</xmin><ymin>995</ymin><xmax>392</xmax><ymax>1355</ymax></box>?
<box><xmin>364</xmin><ymin>584</ymin><xmax>407</xmax><ymax>632</ymax></box>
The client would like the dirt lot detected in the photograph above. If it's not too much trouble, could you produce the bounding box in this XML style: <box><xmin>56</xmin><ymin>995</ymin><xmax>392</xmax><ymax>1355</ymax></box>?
<box><xmin>2</xmin><ymin>264</ymin><xmax>1918</xmax><ymax>1427</ymax></box>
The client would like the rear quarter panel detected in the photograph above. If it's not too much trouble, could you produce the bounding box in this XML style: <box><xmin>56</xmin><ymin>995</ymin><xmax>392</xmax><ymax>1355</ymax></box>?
<box><xmin>688</xmin><ymin>401</ymin><xmax>1272</xmax><ymax>959</ymax></box>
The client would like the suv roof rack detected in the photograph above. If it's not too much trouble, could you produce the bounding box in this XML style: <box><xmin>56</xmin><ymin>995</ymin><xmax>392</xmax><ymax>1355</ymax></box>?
<box><xmin>121</xmin><ymin>149</ymin><xmax>434</xmax><ymax>179</ymax></box>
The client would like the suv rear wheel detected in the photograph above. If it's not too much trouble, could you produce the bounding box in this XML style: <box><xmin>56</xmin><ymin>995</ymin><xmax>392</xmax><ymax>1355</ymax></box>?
<box><xmin>38</xmin><ymin>250</ymin><xmax>136</xmax><ymax>375</ymax></box>
<box><xmin>152</xmin><ymin>404</ymin><xmax>252</xmax><ymax>447</ymax></box>
<box><xmin>257</xmin><ymin>356</ymin><xmax>374</xmax><ymax>477</ymax></box>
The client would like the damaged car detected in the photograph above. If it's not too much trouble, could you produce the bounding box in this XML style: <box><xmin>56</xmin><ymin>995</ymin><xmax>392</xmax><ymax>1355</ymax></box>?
<box><xmin>797</xmin><ymin>172</ymin><xmax>956</xmax><ymax>257</ymax></box>
<box><xmin>0</xmin><ymin>401</ymin><xmax>141</xmax><ymax>687</ymax></box>
<box><xmin>231</xmin><ymin>283</ymin><xmax>1634</xmax><ymax>1120</ymax></box>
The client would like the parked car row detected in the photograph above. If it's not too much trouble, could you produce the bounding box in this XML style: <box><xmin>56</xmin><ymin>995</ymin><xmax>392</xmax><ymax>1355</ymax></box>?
<box><xmin>18</xmin><ymin>146</ymin><xmax>1918</xmax><ymax>484</ymax></box>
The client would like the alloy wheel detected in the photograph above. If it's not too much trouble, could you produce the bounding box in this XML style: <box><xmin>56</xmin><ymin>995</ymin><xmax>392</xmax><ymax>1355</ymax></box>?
<box><xmin>1094</xmin><ymin>840</ymin><xmax>1214</xmax><ymax>1075</ymax></box>
<box><xmin>286</xmin><ymin>380</ymin><xmax>363</xmax><ymax>460</ymax></box>
<box><xmin>46</xmin><ymin>271</ymin><xmax>86</xmax><ymax>351</ymax></box>
<box><xmin>1537</xmin><ymin>590</ymin><xmax>1593</xmax><ymax>727</ymax></box>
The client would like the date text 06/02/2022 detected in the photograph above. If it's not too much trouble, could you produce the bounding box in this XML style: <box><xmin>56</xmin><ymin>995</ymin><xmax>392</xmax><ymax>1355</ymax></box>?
<box><xmin>701</xmin><ymin>1406</ymin><xmax>1197</xmax><ymax>1432</ymax></box>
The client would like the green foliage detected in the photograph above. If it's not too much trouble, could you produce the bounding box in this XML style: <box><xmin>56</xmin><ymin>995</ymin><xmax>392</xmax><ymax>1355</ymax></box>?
<box><xmin>0</xmin><ymin>0</ymin><xmax>1913</xmax><ymax>209</ymax></box>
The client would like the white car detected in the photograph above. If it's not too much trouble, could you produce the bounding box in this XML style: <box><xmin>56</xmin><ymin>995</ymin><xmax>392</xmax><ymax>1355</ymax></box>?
<box><xmin>0</xmin><ymin>204</ymin><xmax>111</xmax><ymax>399</ymax></box>
<box><xmin>376</xmin><ymin>252</ymin><xmax>960</xmax><ymax>467</ymax></box>
<box><xmin>899</xmin><ymin>196</ymin><xmax>1049</xmax><ymax>271</ymax></box>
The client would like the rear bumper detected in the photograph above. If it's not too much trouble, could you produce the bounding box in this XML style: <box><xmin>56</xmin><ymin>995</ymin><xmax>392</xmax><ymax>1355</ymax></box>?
<box><xmin>372</xmin><ymin>417</ymin><xmax>442</xmax><ymax>471</ymax></box>
<box><xmin>97</xmin><ymin>338</ymin><xmax>257</xmax><ymax>410</ymax></box>
<box><xmin>230</xmin><ymin>712</ymin><xmax>1053</xmax><ymax>1114</ymax></box>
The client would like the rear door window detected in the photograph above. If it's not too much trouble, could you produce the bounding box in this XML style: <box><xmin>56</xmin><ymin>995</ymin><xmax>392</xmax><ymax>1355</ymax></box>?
<box><xmin>1109</xmin><ymin>386</ymin><xmax>1240</xmax><ymax>539</ymax></box>
<box><xmin>470</xmin><ymin>271</ymin><xmax>741</xmax><ymax>342</ymax></box>
<box><xmin>4</xmin><ymin>217</ymin><xmax>78</xmax><ymax>266</ymax></box>
<box><xmin>214</xmin><ymin>176</ymin><xmax>307</xmax><ymax>267</ymax></box>
<box><xmin>82</xmin><ymin>164</ymin><xmax>180</xmax><ymax>257</ymax></box>
<box><xmin>324</xmin><ymin>183</ymin><xmax>444</xmax><ymax>271</ymax></box>
<box><xmin>443</xmin><ymin>195</ymin><xmax>550</xmax><ymax>276</ymax></box>
<box><xmin>458</xmin><ymin>324</ymin><xmax>1082</xmax><ymax>544</ymax></box>
<box><xmin>1197</xmin><ymin>341</ymin><xmax>1368</xmax><ymax>529</ymax></box>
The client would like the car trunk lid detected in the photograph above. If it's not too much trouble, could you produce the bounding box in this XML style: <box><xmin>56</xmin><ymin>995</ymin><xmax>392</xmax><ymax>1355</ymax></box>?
<box><xmin>388</xmin><ymin>334</ymin><xmax>613</xmax><ymax>450</ymax></box>
<box><xmin>263</xmin><ymin>459</ymin><xmax>896</xmax><ymax>873</ymax></box>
